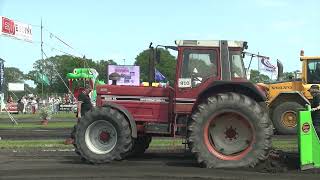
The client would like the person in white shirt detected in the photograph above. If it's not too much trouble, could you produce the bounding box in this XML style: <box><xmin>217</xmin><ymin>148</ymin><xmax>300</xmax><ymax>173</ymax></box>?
<box><xmin>21</xmin><ymin>96</ymin><xmax>27</xmax><ymax>114</ymax></box>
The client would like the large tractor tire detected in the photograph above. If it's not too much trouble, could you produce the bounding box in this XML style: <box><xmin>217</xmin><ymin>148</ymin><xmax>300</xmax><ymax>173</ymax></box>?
<box><xmin>127</xmin><ymin>136</ymin><xmax>152</xmax><ymax>157</ymax></box>
<box><xmin>188</xmin><ymin>93</ymin><xmax>273</xmax><ymax>168</ymax></box>
<box><xmin>271</xmin><ymin>102</ymin><xmax>303</xmax><ymax>135</ymax></box>
<box><xmin>74</xmin><ymin>107</ymin><xmax>132</xmax><ymax>164</ymax></box>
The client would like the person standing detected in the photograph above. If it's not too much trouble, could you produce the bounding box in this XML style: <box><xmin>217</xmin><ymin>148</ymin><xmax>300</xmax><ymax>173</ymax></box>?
<box><xmin>78</xmin><ymin>88</ymin><xmax>93</xmax><ymax>117</ymax></box>
<box><xmin>31</xmin><ymin>98</ymin><xmax>37</xmax><ymax>114</ymax></box>
<box><xmin>54</xmin><ymin>96</ymin><xmax>60</xmax><ymax>114</ymax></box>
<box><xmin>309</xmin><ymin>85</ymin><xmax>320</xmax><ymax>135</ymax></box>
<box><xmin>7</xmin><ymin>95</ymin><xmax>13</xmax><ymax>103</ymax></box>
<box><xmin>65</xmin><ymin>87</ymin><xmax>93</xmax><ymax>145</ymax></box>
<box><xmin>22</xmin><ymin>96</ymin><xmax>27</xmax><ymax>114</ymax></box>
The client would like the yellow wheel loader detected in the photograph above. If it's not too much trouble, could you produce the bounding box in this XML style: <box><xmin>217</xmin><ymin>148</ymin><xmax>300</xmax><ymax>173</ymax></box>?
<box><xmin>259</xmin><ymin>50</ymin><xmax>320</xmax><ymax>134</ymax></box>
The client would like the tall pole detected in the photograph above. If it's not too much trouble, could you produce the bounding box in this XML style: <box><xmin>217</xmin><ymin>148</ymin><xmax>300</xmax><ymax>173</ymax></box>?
<box><xmin>41</xmin><ymin>19</ymin><xmax>44</xmax><ymax>98</ymax></box>
<box><xmin>257</xmin><ymin>52</ymin><xmax>260</xmax><ymax>73</ymax></box>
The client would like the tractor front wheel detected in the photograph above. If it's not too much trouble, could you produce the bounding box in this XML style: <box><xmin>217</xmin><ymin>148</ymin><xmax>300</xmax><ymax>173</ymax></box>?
<box><xmin>271</xmin><ymin>102</ymin><xmax>303</xmax><ymax>135</ymax></box>
<box><xmin>74</xmin><ymin>107</ymin><xmax>132</xmax><ymax>163</ymax></box>
<box><xmin>188</xmin><ymin>93</ymin><xmax>273</xmax><ymax>168</ymax></box>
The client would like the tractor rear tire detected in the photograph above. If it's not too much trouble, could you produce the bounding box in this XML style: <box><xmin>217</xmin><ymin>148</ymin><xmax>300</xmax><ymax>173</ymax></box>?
<box><xmin>127</xmin><ymin>136</ymin><xmax>152</xmax><ymax>157</ymax></box>
<box><xmin>74</xmin><ymin>107</ymin><xmax>132</xmax><ymax>164</ymax></box>
<box><xmin>271</xmin><ymin>102</ymin><xmax>303</xmax><ymax>135</ymax></box>
<box><xmin>188</xmin><ymin>93</ymin><xmax>273</xmax><ymax>168</ymax></box>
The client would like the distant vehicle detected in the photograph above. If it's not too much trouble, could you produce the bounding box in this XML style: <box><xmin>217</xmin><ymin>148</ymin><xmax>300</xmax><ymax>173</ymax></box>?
<box><xmin>5</xmin><ymin>103</ymin><xmax>18</xmax><ymax>114</ymax></box>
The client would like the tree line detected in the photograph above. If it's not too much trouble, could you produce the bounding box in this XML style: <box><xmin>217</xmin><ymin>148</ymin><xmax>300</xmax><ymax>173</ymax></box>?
<box><xmin>4</xmin><ymin>49</ymin><xmax>296</xmax><ymax>99</ymax></box>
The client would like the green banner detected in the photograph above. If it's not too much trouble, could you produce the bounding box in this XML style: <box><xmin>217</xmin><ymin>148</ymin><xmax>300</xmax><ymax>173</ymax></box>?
<box><xmin>36</xmin><ymin>72</ymin><xmax>50</xmax><ymax>85</ymax></box>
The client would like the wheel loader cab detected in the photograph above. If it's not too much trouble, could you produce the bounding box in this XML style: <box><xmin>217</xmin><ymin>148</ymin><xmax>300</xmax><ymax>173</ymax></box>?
<box><xmin>300</xmin><ymin>55</ymin><xmax>320</xmax><ymax>100</ymax></box>
<box><xmin>305</xmin><ymin>58</ymin><xmax>320</xmax><ymax>84</ymax></box>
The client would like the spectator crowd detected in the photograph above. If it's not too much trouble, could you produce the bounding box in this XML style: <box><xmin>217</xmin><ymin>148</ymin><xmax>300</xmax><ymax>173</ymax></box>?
<box><xmin>6</xmin><ymin>93</ymin><xmax>76</xmax><ymax>114</ymax></box>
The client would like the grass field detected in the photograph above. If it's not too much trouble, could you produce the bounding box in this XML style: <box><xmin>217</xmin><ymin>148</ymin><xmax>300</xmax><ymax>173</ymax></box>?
<box><xmin>0</xmin><ymin>113</ymin><xmax>76</xmax><ymax>121</ymax></box>
<box><xmin>0</xmin><ymin>138</ymin><xmax>298</xmax><ymax>152</ymax></box>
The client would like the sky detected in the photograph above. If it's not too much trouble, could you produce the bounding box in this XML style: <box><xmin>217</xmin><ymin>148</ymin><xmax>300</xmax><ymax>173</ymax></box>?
<box><xmin>0</xmin><ymin>0</ymin><xmax>320</xmax><ymax>77</ymax></box>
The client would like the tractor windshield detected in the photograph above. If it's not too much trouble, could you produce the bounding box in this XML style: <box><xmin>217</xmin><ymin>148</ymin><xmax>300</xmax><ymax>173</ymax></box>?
<box><xmin>230</xmin><ymin>51</ymin><xmax>246</xmax><ymax>78</ymax></box>
<box><xmin>307</xmin><ymin>60</ymin><xmax>320</xmax><ymax>83</ymax></box>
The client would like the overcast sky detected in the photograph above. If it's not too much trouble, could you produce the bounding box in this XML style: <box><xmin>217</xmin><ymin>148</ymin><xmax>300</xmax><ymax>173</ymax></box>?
<box><xmin>0</xmin><ymin>0</ymin><xmax>319</xmax><ymax>75</ymax></box>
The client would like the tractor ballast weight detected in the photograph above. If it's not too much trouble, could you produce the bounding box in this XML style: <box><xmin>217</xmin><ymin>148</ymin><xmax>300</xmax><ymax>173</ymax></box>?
<box><xmin>298</xmin><ymin>105</ymin><xmax>320</xmax><ymax>170</ymax></box>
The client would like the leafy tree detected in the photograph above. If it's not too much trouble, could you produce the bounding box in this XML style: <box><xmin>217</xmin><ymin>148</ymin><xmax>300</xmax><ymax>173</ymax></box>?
<box><xmin>134</xmin><ymin>48</ymin><xmax>176</xmax><ymax>84</ymax></box>
<box><xmin>4</xmin><ymin>67</ymin><xmax>24</xmax><ymax>83</ymax></box>
<box><xmin>27</xmin><ymin>55</ymin><xmax>117</xmax><ymax>94</ymax></box>
<box><xmin>282</xmin><ymin>72</ymin><xmax>295</xmax><ymax>81</ymax></box>
<box><xmin>3</xmin><ymin>67</ymin><xmax>25</xmax><ymax>100</ymax></box>
<box><xmin>249</xmin><ymin>70</ymin><xmax>270</xmax><ymax>83</ymax></box>
<box><xmin>93</xmin><ymin>59</ymin><xmax>117</xmax><ymax>82</ymax></box>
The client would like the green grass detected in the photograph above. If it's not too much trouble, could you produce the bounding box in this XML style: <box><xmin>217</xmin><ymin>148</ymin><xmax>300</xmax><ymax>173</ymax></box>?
<box><xmin>272</xmin><ymin>139</ymin><xmax>298</xmax><ymax>152</ymax></box>
<box><xmin>0</xmin><ymin>138</ymin><xmax>298</xmax><ymax>151</ymax></box>
<box><xmin>0</xmin><ymin>121</ymin><xmax>76</xmax><ymax>129</ymax></box>
<box><xmin>0</xmin><ymin>113</ymin><xmax>76</xmax><ymax>121</ymax></box>
<box><xmin>0</xmin><ymin>140</ymin><xmax>71</xmax><ymax>149</ymax></box>
<box><xmin>149</xmin><ymin>138</ymin><xmax>184</xmax><ymax>149</ymax></box>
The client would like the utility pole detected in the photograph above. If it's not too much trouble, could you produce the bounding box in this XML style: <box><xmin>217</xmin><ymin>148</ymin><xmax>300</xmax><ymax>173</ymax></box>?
<box><xmin>41</xmin><ymin>18</ymin><xmax>44</xmax><ymax>98</ymax></box>
<box><xmin>123</xmin><ymin>59</ymin><xmax>125</xmax><ymax>65</ymax></box>
<box><xmin>257</xmin><ymin>52</ymin><xmax>260</xmax><ymax>73</ymax></box>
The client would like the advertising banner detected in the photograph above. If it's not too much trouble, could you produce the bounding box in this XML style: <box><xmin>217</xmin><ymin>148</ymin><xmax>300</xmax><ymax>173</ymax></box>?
<box><xmin>0</xmin><ymin>16</ymin><xmax>32</xmax><ymax>42</ymax></box>
<box><xmin>0</xmin><ymin>59</ymin><xmax>4</xmax><ymax>92</ymax></box>
<box><xmin>8</xmin><ymin>83</ymin><xmax>24</xmax><ymax>91</ymax></box>
<box><xmin>108</xmin><ymin>65</ymin><xmax>140</xmax><ymax>86</ymax></box>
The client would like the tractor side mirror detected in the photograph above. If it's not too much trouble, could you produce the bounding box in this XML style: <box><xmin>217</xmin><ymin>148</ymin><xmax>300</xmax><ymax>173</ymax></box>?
<box><xmin>155</xmin><ymin>49</ymin><xmax>160</xmax><ymax>64</ymax></box>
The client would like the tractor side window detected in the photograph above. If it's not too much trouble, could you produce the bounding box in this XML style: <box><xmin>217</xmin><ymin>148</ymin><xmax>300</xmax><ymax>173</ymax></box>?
<box><xmin>230</xmin><ymin>51</ymin><xmax>246</xmax><ymax>78</ymax></box>
<box><xmin>181</xmin><ymin>49</ymin><xmax>217</xmax><ymax>87</ymax></box>
<box><xmin>307</xmin><ymin>60</ymin><xmax>320</xmax><ymax>83</ymax></box>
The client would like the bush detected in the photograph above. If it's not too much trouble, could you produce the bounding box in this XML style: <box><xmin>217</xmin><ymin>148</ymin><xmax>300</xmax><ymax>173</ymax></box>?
<box><xmin>39</xmin><ymin>106</ymin><xmax>53</xmax><ymax>120</ymax></box>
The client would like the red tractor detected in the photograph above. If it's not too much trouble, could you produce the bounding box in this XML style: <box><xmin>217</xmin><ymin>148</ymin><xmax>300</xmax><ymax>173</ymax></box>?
<box><xmin>73</xmin><ymin>40</ymin><xmax>273</xmax><ymax>168</ymax></box>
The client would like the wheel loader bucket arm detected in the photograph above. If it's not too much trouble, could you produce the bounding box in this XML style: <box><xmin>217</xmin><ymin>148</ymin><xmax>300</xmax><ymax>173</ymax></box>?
<box><xmin>299</xmin><ymin>105</ymin><xmax>320</xmax><ymax>170</ymax></box>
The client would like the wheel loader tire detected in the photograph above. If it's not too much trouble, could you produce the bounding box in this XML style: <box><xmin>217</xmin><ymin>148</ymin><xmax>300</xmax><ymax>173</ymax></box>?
<box><xmin>127</xmin><ymin>136</ymin><xmax>152</xmax><ymax>157</ymax></box>
<box><xmin>188</xmin><ymin>92</ymin><xmax>273</xmax><ymax>168</ymax></box>
<box><xmin>74</xmin><ymin>107</ymin><xmax>132</xmax><ymax>164</ymax></box>
<box><xmin>271</xmin><ymin>102</ymin><xmax>303</xmax><ymax>135</ymax></box>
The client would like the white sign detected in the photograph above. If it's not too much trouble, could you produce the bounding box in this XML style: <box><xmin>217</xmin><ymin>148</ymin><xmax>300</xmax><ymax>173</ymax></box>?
<box><xmin>8</xmin><ymin>83</ymin><xmax>24</xmax><ymax>91</ymax></box>
<box><xmin>178</xmin><ymin>78</ymin><xmax>191</xmax><ymax>88</ymax></box>
<box><xmin>108</xmin><ymin>65</ymin><xmax>140</xmax><ymax>86</ymax></box>
<box><xmin>0</xmin><ymin>16</ymin><xmax>32</xmax><ymax>42</ymax></box>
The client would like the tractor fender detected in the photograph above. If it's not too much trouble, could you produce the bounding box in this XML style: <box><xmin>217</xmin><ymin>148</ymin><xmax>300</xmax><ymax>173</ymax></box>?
<box><xmin>269</xmin><ymin>91</ymin><xmax>310</xmax><ymax>109</ymax></box>
<box><xmin>102</xmin><ymin>102</ymin><xmax>137</xmax><ymax>138</ymax></box>
<box><xmin>193</xmin><ymin>81</ymin><xmax>266</xmax><ymax>111</ymax></box>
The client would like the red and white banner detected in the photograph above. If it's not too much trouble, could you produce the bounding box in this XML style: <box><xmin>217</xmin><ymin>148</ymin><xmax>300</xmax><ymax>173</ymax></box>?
<box><xmin>0</xmin><ymin>16</ymin><xmax>32</xmax><ymax>42</ymax></box>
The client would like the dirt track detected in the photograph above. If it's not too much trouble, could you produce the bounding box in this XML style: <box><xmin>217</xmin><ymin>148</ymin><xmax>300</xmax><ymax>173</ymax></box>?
<box><xmin>0</xmin><ymin>150</ymin><xmax>319</xmax><ymax>180</ymax></box>
<box><xmin>0</xmin><ymin>119</ymin><xmax>319</xmax><ymax>179</ymax></box>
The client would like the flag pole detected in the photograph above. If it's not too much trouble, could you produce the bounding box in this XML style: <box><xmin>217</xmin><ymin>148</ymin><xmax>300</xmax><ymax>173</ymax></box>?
<box><xmin>257</xmin><ymin>52</ymin><xmax>260</xmax><ymax>72</ymax></box>
<box><xmin>41</xmin><ymin>18</ymin><xmax>44</xmax><ymax>98</ymax></box>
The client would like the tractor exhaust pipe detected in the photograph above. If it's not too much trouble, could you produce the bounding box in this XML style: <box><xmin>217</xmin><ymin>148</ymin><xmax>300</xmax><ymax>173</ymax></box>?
<box><xmin>148</xmin><ymin>43</ymin><xmax>155</xmax><ymax>86</ymax></box>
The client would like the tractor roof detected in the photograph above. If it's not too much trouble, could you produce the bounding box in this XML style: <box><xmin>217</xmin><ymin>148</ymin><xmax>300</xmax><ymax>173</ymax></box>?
<box><xmin>175</xmin><ymin>40</ymin><xmax>246</xmax><ymax>48</ymax></box>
